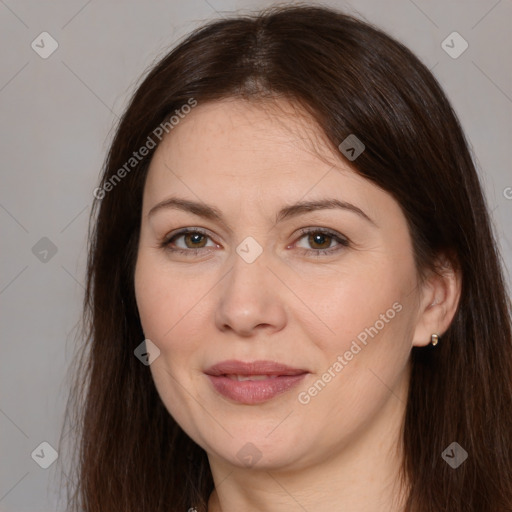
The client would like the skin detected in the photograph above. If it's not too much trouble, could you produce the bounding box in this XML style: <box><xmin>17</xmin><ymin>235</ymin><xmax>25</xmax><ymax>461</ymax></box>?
<box><xmin>134</xmin><ymin>98</ymin><xmax>461</xmax><ymax>512</ymax></box>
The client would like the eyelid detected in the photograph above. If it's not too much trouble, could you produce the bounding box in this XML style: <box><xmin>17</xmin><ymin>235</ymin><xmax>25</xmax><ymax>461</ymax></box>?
<box><xmin>161</xmin><ymin>227</ymin><xmax>215</xmax><ymax>249</ymax></box>
<box><xmin>293</xmin><ymin>227</ymin><xmax>350</xmax><ymax>255</ymax></box>
<box><xmin>296</xmin><ymin>226</ymin><xmax>348</xmax><ymax>242</ymax></box>
<box><xmin>161</xmin><ymin>226</ymin><xmax>350</xmax><ymax>256</ymax></box>
<box><xmin>162</xmin><ymin>226</ymin><xmax>209</xmax><ymax>242</ymax></box>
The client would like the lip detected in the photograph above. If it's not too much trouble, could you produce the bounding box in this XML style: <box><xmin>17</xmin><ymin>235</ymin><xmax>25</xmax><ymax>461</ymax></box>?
<box><xmin>204</xmin><ymin>360</ymin><xmax>309</xmax><ymax>405</ymax></box>
<box><xmin>205</xmin><ymin>359</ymin><xmax>308</xmax><ymax>377</ymax></box>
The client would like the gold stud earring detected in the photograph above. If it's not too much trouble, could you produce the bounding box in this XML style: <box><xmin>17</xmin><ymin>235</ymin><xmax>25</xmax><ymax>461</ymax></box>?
<box><xmin>431</xmin><ymin>333</ymin><xmax>439</xmax><ymax>346</ymax></box>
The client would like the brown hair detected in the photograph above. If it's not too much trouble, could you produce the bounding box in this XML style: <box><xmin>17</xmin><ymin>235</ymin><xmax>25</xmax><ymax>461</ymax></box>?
<box><xmin>60</xmin><ymin>4</ymin><xmax>512</xmax><ymax>511</ymax></box>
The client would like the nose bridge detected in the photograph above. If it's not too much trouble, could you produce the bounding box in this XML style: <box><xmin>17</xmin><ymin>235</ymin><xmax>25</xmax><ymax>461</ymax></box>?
<box><xmin>214</xmin><ymin>236</ymin><xmax>287</xmax><ymax>335</ymax></box>
<box><xmin>230</xmin><ymin>236</ymin><xmax>268</xmax><ymax>294</ymax></box>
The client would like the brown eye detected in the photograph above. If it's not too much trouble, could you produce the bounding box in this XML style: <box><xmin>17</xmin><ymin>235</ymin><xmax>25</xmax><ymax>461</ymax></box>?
<box><xmin>295</xmin><ymin>228</ymin><xmax>350</xmax><ymax>256</ymax></box>
<box><xmin>182</xmin><ymin>232</ymin><xmax>208</xmax><ymax>248</ymax></box>
<box><xmin>307</xmin><ymin>232</ymin><xmax>333</xmax><ymax>250</ymax></box>
<box><xmin>161</xmin><ymin>228</ymin><xmax>216</xmax><ymax>255</ymax></box>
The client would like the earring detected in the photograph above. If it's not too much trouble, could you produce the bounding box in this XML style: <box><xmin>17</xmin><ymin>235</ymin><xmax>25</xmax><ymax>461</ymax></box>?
<box><xmin>431</xmin><ymin>333</ymin><xmax>439</xmax><ymax>346</ymax></box>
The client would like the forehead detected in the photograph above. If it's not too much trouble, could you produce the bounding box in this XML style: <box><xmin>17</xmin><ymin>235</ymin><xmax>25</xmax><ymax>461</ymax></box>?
<box><xmin>141</xmin><ymin>98</ymin><xmax>400</xmax><ymax>229</ymax></box>
<box><xmin>145</xmin><ymin>98</ymin><xmax>356</xmax><ymax>191</ymax></box>
<box><xmin>140</xmin><ymin>98</ymin><xmax>413</xmax><ymax>248</ymax></box>
<box><xmin>157</xmin><ymin>99</ymin><xmax>332</xmax><ymax>164</ymax></box>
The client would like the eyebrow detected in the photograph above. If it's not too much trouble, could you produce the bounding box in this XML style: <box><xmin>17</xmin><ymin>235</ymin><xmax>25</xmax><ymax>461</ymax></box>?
<box><xmin>147</xmin><ymin>197</ymin><xmax>376</xmax><ymax>227</ymax></box>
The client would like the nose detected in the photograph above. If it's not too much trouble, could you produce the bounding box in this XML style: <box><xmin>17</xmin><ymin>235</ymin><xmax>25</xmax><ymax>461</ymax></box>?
<box><xmin>214</xmin><ymin>248</ymin><xmax>287</xmax><ymax>337</ymax></box>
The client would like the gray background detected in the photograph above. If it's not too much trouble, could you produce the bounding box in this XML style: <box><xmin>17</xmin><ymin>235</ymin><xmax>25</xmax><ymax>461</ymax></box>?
<box><xmin>1</xmin><ymin>0</ymin><xmax>511</xmax><ymax>510</ymax></box>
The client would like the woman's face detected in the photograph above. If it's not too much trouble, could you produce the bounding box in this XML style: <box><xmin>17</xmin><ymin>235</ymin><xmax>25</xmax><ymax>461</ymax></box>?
<box><xmin>134</xmin><ymin>98</ymin><xmax>426</xmax><ymax>471</ymax></box>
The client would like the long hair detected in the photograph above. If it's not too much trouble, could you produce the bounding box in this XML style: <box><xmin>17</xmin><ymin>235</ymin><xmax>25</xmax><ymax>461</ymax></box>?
<box><xmin>60</xmin><ymin>4</ymin><xmax>512</xmax><ymax>511</ymax></box>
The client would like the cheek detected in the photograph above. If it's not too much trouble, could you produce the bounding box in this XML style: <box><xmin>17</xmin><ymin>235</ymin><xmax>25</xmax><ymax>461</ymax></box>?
<box><xmin>135</xmin><ymin>251</ymin><xmax>205</xmax><ymax>342</ymax></box>
<box><xmin>297</xmin><ymin>260</ymin><xmax>406</xmax><ymax>347</ymax></box>
<box><xmin>134</xmin><ymin>252</ymin><xmax>217</xmax><ymax>426</ymax></box>
<box><xmin>296</xmin><ymin>258</ymin><xmax>414</xmax><ymax>410</ymax></box>
<box><xmin>135</xmin><ymin>256</ymin><xmax>207</xmax><ymax>433</ymax></box>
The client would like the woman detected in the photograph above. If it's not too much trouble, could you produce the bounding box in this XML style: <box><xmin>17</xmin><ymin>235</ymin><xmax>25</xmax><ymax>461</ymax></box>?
<box><xmin>61</xmin><ymin>4</ymin><xmax>512</xmax><ymax>511</ymax></box>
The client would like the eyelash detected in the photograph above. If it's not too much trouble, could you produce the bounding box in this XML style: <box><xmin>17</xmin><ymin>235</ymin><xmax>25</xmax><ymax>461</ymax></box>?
<box><xmin>159</xmin><ymin>227</ymin><xmax>350</xmax><ymax>257</ymax></box>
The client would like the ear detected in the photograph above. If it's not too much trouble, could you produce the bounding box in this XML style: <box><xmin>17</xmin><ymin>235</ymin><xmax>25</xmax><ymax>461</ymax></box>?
<box><xmin>412</xmin><ymin>252</ymin><xmax>462</xmax><ymax>347</ymax></box>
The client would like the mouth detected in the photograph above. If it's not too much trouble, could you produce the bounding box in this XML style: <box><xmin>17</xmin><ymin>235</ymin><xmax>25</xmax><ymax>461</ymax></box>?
<box><xmin>222</xmin><ymin>374</ymin><xmax>283</xmax><ymax>381</ymax></box>
<box><xmin>204</xmin><ymin>360</ymin><xmax>309</xmax><ymax>404</ymax></box>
